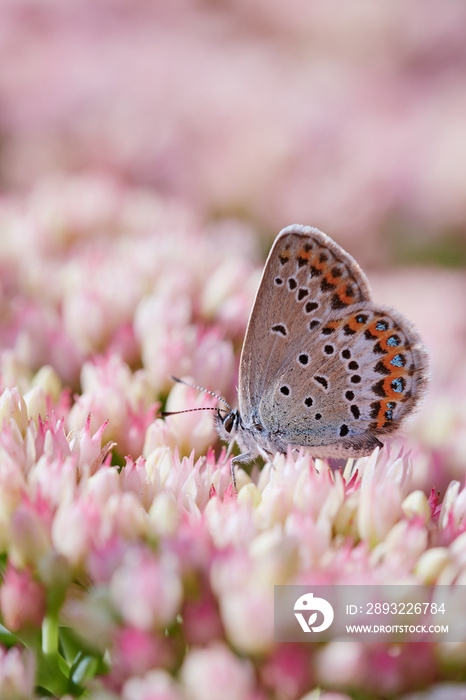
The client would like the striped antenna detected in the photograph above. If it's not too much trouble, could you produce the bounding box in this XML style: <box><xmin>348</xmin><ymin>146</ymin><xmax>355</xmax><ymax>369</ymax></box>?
<box><xmin>162</xmin><ymin>406</ymin><xmax>228</xmax><ymax>417</ymax></box>
<box><xmin>161</xmin><ymin>376</ymin><xmax>232</xmax><ymax>417</ymax></box>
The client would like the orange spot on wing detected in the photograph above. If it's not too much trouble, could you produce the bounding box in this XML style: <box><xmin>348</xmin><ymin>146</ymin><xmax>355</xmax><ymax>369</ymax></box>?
<box><xmin>332</xmin><ymin>278</ymin><xmax>354</xmax><ymax>305</ymax></box>
<box><xmin>377</xmin><ymin>370</ymin><xmax>408</xmax><ymax>404</ymax></box>
<box><xmin>297</xmin><ymin>248</ymin><xmax>311</xmax><ymax>261</ymax></box>
<box><xmin>346</xmin><ymin>316</ymin><xmax>361</xmax><ymax>332</ymax></box>
<box><xmin>323</xmin><ymin>319</ymin><xmax>341</xmax><ymax>332</ymax></box>
<box><xmin>373</xmin><ymin>398</ymin><xmax>397</xmax><ymax>429</ymax></box>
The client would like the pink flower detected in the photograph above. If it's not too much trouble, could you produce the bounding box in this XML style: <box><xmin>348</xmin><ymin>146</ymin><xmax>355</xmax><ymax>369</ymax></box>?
<box><xmin>214</xmin><ymin>569</ymin><xmax>277</xmax><ymax>654</ymax></box>
<box><xmin>28</xmin><ymin>455</ymin><xmax>78</xmax><ymax>513</ymax></box>
<box><xmin>107</xmin><ymin>627</ymin><xmax>175</xmax><ymax>690</ymax></box>
<box><xmin>87</xmin><ymin>537</ymin><xmax>128</xmax><ymax>584</ymax></box>
<box><xmin>51</xmin><ymin>496</ymin><xmax>102</xmax><ymax>570</ymax></box>
<box><xmin>182</xmin><ymin>583</ymin><xmax>223</xmax><ymax>646</ymax></box>
<box><xmin>315</xmin><ymin>641</ymin><xmax>367</xmax><ymax>691</ymax></box>
<box><xmin>136</xmin><ymin>297</ymin><xmax>236</xmax><ymax>398</ymax></box>
<box><xmin>438</xmin><ymin>480</ymin><xmax>466</xmax><ymax>539</ymax></box>
<box><xmin>29</xmin><ymin>364</ymin><xmax>64</xmax><ymax>408</ymax></box>
<box><xmin>357</xmin><ymin>446</ymin><xmax>412</xmax><ymax>546</ymax></box>
<box><xmin>148</xmin><ymin>491</ymin><xmax>181</xmax><ymax>537</ymax></box>
<box><xmin>68</xmin><ymin>354</ymin><xmax>156</xmax><ymax>458</ymax></box>
<box><xmin>371</xmin><ymin>518</ymin><xmax>428</xmax><ymax>576</ymax></box>
<box><xmin>199</xmin><ymin>250</ymin><xmax>258</xmax><ymax>340</ymax></box>
<box><xmin>204</xmin><ymin>490</ymin><xmax>257</xmax><ymax>551</ymax></box>
<box><xmin>259</xmin><ymin>644</ymin><xmax>313</xmax><ymax>700</ymax></box>
<box><xmin>119</xmin><ymin>456</ymin><xmax>156</xmax><ymax>512</ymax></box>
<box><xmin>253</xmin><ymin>451</ymin><xmax>348</xmax><ymax>555</ymax></box>
<box><xmin>0</xmin><ymin>447</ymin><xmax>26</xmax><ymax>547</ymax></box>
<box><xmin>0</xmin><ymin>564</ymin><xmax>46</xmax><ymax>631</ymax></box>
<box><xmin>0</xmin><ymin>646</ymin><xmax>35</xmax><ymax>700</ymax></box>
<box><xmin>1</xmin><ymin>299</ymin><xmax>84</xmax><ymax>387</ymax></box>
<box><xmin>103</xmin><ymin>491</ymin><xmax>150</xmax><ymax>541</ymax></box>
<box><xmin>110</xmin><ymin>547</ymin><xmax>182</xmax><ymax>630</ymax></box>
<box><xmin>122</xmin><ymin>670</ymin><xmax>184</xmax><ymax>700</ymax></box>
<box><xmin>51</xmin><ymin>472</ymin><xmax>149</xmax><ymax>569</ymax></box>
<box><xmin>9</xmin><ymin>495</ymin><xmax>53</xmax><ymax>568</ymax></box>
<box><xmin>180</xmin><ymin>642</ymin><xmax>256</xmax><ymax>700</ymax></box>
<box><xmin>62</xmin><ymin>279</ymin><xmax>138</xmax><ymax>359</ymax></box>
<box><xmin>67</xmin><ymin>413</ymin><xmax>114</xmax><ymax>477</ymax></box>
<box><xmin>145</xmin><ymin>447</ymin><xmax>231</xmax><ymax>511</ymax></box>
<box><xmin>415</xmin><ymin>546</ymin><xmax>451</xmax><ymax>583</ymax></box>
<box><xmin>0</xmin><ymin>388</ymin><xmax>28</xmax><ymax>439</ymax></box>
<box><xmin>32</xmin><ymin>415</ymin><xmax>70</xmax><ymax>465</ymax></box>
<box><xmin>150</xmin><ymin>378</ymin><xmax>219</xmax><ymax>461</ymax></box>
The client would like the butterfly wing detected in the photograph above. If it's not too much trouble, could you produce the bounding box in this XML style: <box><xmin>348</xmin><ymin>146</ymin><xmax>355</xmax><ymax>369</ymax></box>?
<box><xmin>238</xmin><ymin>225</ymin><xmax>429</xmax><ymax>458</ymax></box>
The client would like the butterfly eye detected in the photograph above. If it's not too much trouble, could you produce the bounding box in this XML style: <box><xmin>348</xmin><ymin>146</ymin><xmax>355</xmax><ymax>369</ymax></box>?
<box><xmin>223</xmin><ymin>413</ymin><xmax>235</xmax><ymax>434</ymax></box>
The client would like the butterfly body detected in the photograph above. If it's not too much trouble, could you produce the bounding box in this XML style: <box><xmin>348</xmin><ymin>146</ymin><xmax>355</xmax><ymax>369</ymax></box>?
<box><xmin>216</xmin><ymin>225</ymin><xmax>429</xmax><ymax>473</ymax></box>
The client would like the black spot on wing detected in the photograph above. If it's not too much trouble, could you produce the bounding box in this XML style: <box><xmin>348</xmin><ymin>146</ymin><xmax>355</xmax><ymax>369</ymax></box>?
<box><xmin>271</xmin><ymin>324</ymin><xmax>287</xmax><ymax>336</ymax></box>
<box><xmin>314</xmin><ymin>376</ymin><xmax>328</xmax><ymax>390</ymax></box>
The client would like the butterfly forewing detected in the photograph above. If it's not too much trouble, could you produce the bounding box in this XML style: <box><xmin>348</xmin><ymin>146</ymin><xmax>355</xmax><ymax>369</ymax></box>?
<box><xmin>238</xmin><ymin>226</ymin><xmax>371</xmax><ymax>421</ymax></box>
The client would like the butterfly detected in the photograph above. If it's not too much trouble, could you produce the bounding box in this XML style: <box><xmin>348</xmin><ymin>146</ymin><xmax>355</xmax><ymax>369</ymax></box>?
<box><xmin>212</xmin><ymin>225</ymin><xmax>429</xmax><ymax>485</ymax></box>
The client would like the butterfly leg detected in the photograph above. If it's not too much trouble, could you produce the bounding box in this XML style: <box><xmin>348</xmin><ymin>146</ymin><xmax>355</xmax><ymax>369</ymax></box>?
<box><xmin>230</xmin><ymin>453</ymin><xmax>252</xmax><ymax>491</ymax></box>
<box><xmin>255</xmin><ymin>445</ymin><xmax>279</xmax><ymax>480</ymax></box>
<box><xmin>230</xmin><ymin>450</ymin><xmax>258</xmax><ymax>490</ymax></box>
<box><xmin>230</xmin><ymin>456</ymin><xmax>238</xmax><ymax>491</ymax></box>
<box><xmin>230</xmin><ymin>444</ymin><xmax>276</xmax><ymax>490</ymax></box>
<box><xmin>217</xmin><ymin>441</ymin><xmax>244</xmax><ymax>490</ymax></box>
<box><xmin>221</xmin><ymin>440</ymin><xmax>236</xmax><ymax>464</ymax></box>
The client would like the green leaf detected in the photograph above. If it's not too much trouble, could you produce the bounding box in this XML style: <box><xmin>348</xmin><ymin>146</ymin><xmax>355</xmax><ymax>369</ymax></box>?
<box><xmin>0</xmin><ymin>624</ymin><xmax>18</xmax><ymax>647</ymax></box>
<box><xmin>70</xmin><ymin>651</ymin><xmax>104</xmax><ymax>686</ymax></box>
<box><xmin>35</xmin><ymin>648</ymin><xmax>74</xmax><ymax>697</ymax></box>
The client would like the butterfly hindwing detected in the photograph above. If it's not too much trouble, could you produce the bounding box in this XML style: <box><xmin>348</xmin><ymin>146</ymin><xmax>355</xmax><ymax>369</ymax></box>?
<box><xmin>258</xmin><ymin>302</ymin><xmax>429</xmax><ymax>457</ymax></box>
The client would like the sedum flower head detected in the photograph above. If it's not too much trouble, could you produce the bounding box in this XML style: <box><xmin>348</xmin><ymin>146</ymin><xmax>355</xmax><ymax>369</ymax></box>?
<box><xmin>0</xmin><ymin>180</ymin><xmax>465</xmax><ymax>699</ymax></box>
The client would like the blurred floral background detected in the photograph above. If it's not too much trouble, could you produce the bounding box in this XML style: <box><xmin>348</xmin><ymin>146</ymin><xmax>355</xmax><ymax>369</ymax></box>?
<box><xmin>1</xmin><ymin>1</ymin><xmax>466</xmax><ymax>699</ymax></box>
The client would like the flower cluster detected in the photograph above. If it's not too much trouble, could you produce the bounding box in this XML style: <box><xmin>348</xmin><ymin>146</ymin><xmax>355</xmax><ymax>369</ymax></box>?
<box><xmin>1</xmin><ymin>383</ymin><xmax>466</xmax><ymax>699</ymax></box>
<box><xmin>0</xmin><ymin>181</ymin><xmax>465</xmax><ymax>699</ymax></box>
<box><xmin>2</xmin><ymin>0</ymin><xmax>466</xmax><ymax>261</ymax></box>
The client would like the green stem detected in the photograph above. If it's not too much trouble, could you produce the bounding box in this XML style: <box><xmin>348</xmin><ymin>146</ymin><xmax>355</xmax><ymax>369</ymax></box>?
<box><xmin>42</xmin><ymin>610</ymin><xmax>59</xmax><ymax>656</ymax></box>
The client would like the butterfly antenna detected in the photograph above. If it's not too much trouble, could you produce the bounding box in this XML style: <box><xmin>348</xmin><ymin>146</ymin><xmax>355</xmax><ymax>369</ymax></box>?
<box><xmin>164</xmin><ymin>376</ymin><xmax>232</xmax><ymax>412</ymax></box>
<box><xmin>162</xmin><ymin>406</ymin><xmax>228</xmax><ymax>417</ymax></box>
